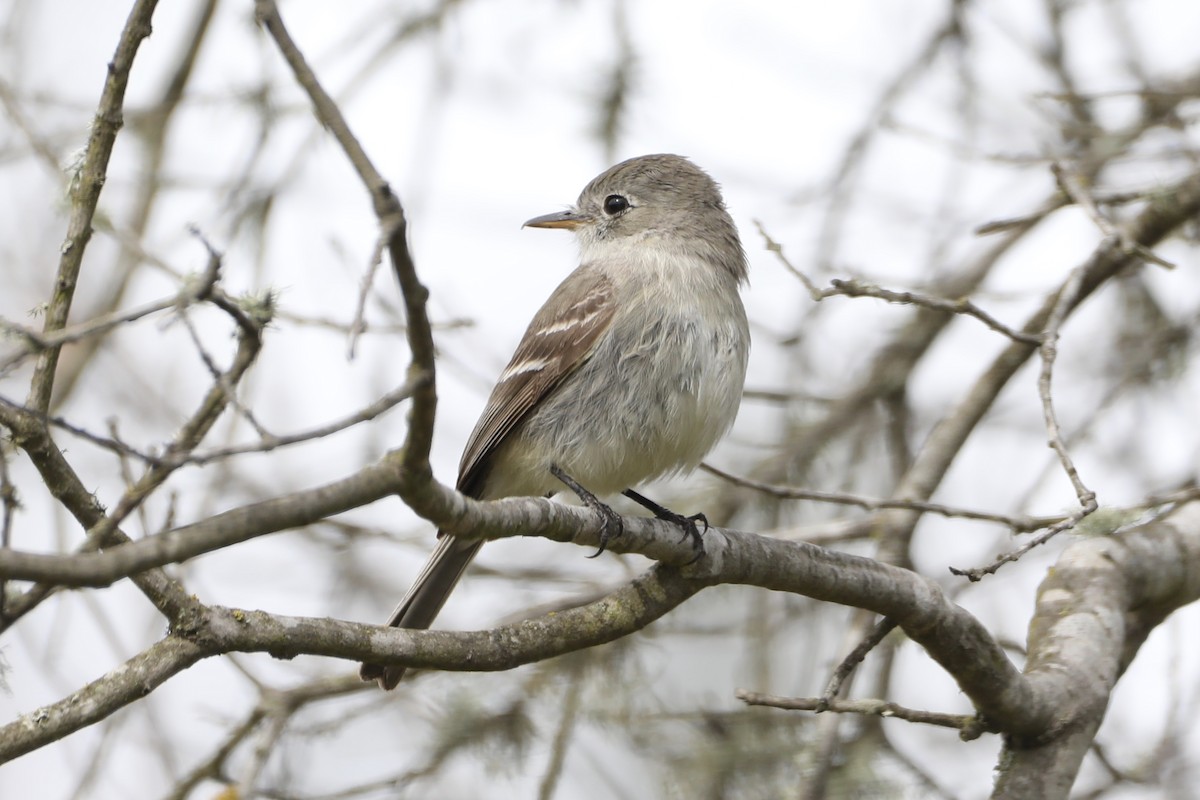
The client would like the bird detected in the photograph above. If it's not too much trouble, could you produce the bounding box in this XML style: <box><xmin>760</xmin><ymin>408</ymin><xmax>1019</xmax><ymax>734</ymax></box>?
<box><xmin>360</xmin><ymin>153</ymin><xmax>750</xmax><ymax>689</ymax></box>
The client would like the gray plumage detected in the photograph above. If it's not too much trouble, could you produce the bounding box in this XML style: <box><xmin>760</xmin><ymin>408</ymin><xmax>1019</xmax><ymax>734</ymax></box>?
<box><xmin>360</xmin><ymin>154</ymin><xmax>750</xmax><ymax>689</ymax></box>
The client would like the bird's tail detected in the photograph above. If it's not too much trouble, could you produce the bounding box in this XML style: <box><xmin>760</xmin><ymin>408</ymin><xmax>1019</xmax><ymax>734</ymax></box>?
<box><xmin>359</xmin><ymin>533</ymin><xmax>484</xmax><ymax>690</ymax></box>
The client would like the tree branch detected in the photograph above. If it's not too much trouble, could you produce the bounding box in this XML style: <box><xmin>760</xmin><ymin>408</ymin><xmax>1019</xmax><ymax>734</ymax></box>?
<box><xmin>993</xmin><ymin>505</ymin><xmax>1200</xmax><ymax>793</ymax></box>
<box><xmin>25</xmin><ymin>0</ymin><xmax>160</xmax><ymax>413</ymax></box>
<box><xmin>253</xmin><ymin>0</ymin><xmax>438</xmax><ymax>490</ymax></box>
<box><xmin>0</xmin><ymin>635</ymin><xmax>204</xmax><ymax>763</ymax></box>
<box><xmin>737</xmin><ymin>690</ymin><xmax>979</xmax><ymax>732</ymax></box>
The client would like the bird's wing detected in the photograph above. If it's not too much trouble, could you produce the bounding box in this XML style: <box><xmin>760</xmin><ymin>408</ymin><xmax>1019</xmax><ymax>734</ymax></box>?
<box><xmin>457</xmin><ymin>265</ymin><xmax>617</xmax><ymax>497</ymax></box>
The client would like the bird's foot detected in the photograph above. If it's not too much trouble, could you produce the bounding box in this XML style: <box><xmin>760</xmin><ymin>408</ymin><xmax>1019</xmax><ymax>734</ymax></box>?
<box><xmin>622</xmin><ymin>489</ymin><xmax>707</xmax><ymax>563</ymax></box>
<box><xmin>551</xmin><ymin>464</ymin><xmax>624</xmax><ymax>557</ymax></box>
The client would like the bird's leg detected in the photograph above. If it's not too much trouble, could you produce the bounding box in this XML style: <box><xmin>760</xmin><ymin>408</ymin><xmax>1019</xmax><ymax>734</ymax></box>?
<box><xmin>622</xmin><ymin>489</ymin><xmax>707</xmax><ymax>560</ymax></box>
<box><xmin>550</xmin><ymin>464</ymin><xmax>624</xmax><ymax>558</ymax></box>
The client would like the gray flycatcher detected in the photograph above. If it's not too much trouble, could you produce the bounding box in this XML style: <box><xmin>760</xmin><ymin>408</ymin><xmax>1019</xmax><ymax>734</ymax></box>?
<box><xmin>360</xmin><ymin>153</ymin><xmax>750</xmax><ymax>689</ymax></box>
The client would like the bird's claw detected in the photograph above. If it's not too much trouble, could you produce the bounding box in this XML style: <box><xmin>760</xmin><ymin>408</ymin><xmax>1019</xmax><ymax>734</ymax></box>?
<box><xmin>551</xmin><ymin>464</ymin><xmax>625</xmax><ymax>557</ymax></box>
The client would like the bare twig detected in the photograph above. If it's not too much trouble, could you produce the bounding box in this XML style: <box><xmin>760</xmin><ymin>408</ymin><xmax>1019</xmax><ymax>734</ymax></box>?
<box><xmin>1053</xmin><ymin>161</ymin><xmax>1175</xmax><ymax>268</ymax></box>
<box><xmin>0</xmin><ymin>446</ymin><xmax>16</xmax><ymax>619</ymax></box>
<box><xmin>102</xmin><ymin>315</ymin><xmax>266</xmax><ymax>534</ymax></box>
<box><xmin>800</xmin><ymin>606</ymin><xmax>880</xmax><ymax>799</ymax></box>
<box><xmin>176</xmin><ymin>305</ymin><xmax>272</xmax><ymax>438</ymax></box>
<box><xmin>950</xmin><ymin>507</ymin><xmax>1095</xmax><ymax>582</ymax></box>
<box><xmin>701</xmin><ymin>463</ymin><xmax>1062</xmax><ymax>532</ymax></box>
<box><xmin>826</xmin><ymin>279</ymin><xmax>1041</xmax><ymax>344</ymax></box>
<box><xmin>0</xmin><ymin>372</ymin><xmax>417</xmax><ymax>473</ymax></box>
<box><xmin>164</xmin><ymin>709</ymin><xmax>266</xmax><ymax>800</ymax></box>
<box><xmin>254</xmin><ymin>0</ymin><xmax>438</xmax><ymax>490</ymax></box>
<box><xmin>754</xmin><ymin>220</ymin><xmax>822</xmax><ymax>297</ymax></box>
<box><xmin>165</xmin><ymin>673</ymin><xmax>369</xmax><ymax>800</ymax></box>
<box><xmin>737</xmin><ymin>690</ymin><xmax>981</xmax><ymax>732</ymax></box>
<box><xmin>346</xmin><ymin>232</ymin><xmax>388</xmax><ymax>359</ymax></box>
<box><xmin>755</xmin><ymin>221</ymin><xmax>1039</xmax><ymax>344</ymax></box>
<box><xmin>892</xmin><ymin>168</ymin><xmax>1200</xmax><ymax>579</ymax></box>
<box><xmin>176</xmin><ymin>378</ymin><xmax>421</xmax><ymax>466</ymax></box>
<box><xmin>1</xmin><ymin>236</ymin><xmax>222</xmax><ymax>377</ymax></box>
<box><xmin>25</xmin><ymin>0</ymin><xmax>160</xmax><ymax>413</ymax></box>
<box><xmin>1037</xmin><ymin>256</ymin><xmax>1100</xmax><ymax>509</ymax></box>
<box><xmin>1</xmin><ymin>282</ymin><xmax>200</xmax><ymax>373</ymax></box>
<box><xmin>817</xmin><ymin>617</ymin><xmax>899</xmax><ymax>710</ymax></box>
<box><xmin>536</xmin><ymin>668</ymin><xmax>585</xmax><ymax>800</ymax></box>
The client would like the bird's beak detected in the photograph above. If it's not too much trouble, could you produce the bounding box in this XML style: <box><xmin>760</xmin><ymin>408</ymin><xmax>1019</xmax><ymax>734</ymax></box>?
<box><xmin>523</xmin><ymin>209</ymin><xmax>585</xmax><ymax>230</ymax></box>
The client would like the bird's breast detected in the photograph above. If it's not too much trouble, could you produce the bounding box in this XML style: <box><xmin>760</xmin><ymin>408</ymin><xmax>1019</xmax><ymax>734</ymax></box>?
<box><xmin>505</xmin><ymin>270</ymin><xmax>748</xmax><ymax>497</ymax></box>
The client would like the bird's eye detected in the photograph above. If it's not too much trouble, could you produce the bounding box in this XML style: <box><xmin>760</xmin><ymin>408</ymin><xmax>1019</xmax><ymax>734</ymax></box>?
<box><xmin>603</xmin><ymin>194</ymin><xmax>630</xmax><ymax>215</ymax></box>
